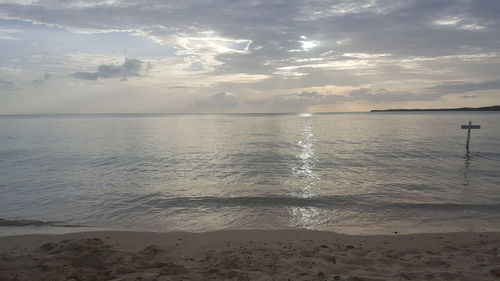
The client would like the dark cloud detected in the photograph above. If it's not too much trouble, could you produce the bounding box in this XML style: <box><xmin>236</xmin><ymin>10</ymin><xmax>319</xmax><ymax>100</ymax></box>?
<box><xmin>459</xmin><ymin>94</ymin><xmax>482</xmax><ymax>99</ymax></box>
<box><xmin>0</xmin><ymin>79</ymin><xmax>19</xmax><ymax>91</ymax></box>
<box><xmin>3</xmin><ymin>0</ymin><xmax>500</xmax><ymax>78</ymax></box>
<box><xmin>297</xmin><ymin>91</ymin><xmax>320</xmax><ymax>98</ymax></box>
<box><xmin>31</xmin><ymin>72</ymin><xmax>51</xmax><ymax>85</ymax></box>
<box><xmin>71</xmin><ymin>71</ymin><xmax>100</xmax><ymax>80</ymax></box>
<box><xmin>71</xmin><ymin>58</ymin><xmax>145</xmax><ymax>81</ymax></box>
<box><xmin>426</xmin><ymin>79</ymin><xmax>500</xmax><ymax>94</ymax></box>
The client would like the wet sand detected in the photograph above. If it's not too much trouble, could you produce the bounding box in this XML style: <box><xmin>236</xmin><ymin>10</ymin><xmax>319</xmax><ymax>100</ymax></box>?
<box><xmin>1</xmin><ymin>229</ymin><xmax>500</xmax><ymax>280</ymax></box>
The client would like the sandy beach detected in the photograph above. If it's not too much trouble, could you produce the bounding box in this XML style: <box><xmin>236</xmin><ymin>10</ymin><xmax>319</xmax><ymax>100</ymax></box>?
<box><xmin>1</xmin><ymin>229</ymin><xmax>500</xmax><ymax>281</ymax></box>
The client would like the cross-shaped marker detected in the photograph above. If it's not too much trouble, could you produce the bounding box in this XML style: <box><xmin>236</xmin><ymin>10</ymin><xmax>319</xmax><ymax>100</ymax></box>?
<box><xmin>461</xmin><ymin>121</ymin><xmax>480</xmax><ymax>153</ymax></box>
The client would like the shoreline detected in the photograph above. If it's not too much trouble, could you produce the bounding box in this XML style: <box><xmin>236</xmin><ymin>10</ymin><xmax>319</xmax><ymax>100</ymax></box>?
<box><xmin>2</xmin><ymin>216</ymin><xmax>498</xmax><ymax>237</ymax></box>
<box><xmin>2</xmin><ymin>229</ymin><xmax>500</xmax><ymax>280</ymax></box>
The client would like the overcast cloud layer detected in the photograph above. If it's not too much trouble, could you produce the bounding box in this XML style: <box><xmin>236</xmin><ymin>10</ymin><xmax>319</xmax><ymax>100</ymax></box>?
<box><xmin>1</xmin><ymin>0</ymin><xmax>500</xmax><ymax>113</ymax></box>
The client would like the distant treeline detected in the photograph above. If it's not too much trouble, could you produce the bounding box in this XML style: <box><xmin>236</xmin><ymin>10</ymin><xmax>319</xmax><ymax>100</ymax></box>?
<box><xmin>371</xmin><ymin>105</ymin><xmax>500</xmax><ymax>112</ymax></box>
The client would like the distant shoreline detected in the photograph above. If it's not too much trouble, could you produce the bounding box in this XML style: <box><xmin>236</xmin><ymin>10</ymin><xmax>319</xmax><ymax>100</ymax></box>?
<box><xmin>371</xmin><ymin>105</ymin><xmax>500</xmax><ymax>112</ymax></box>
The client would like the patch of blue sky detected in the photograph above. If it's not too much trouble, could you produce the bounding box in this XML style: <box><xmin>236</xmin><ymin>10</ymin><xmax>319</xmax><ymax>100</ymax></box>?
<box><xmin>0</xmin><ymin>20</ymin><xmax>176</xmax><ymax>62</ymax></box>
<box><xmin>225</xmin><ymin>40</ymin><xmax>250</xmax><ymax>51</ymax></box>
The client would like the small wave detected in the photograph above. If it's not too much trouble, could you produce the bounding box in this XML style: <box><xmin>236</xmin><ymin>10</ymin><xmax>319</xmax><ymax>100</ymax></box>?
<box><xmin>0</xmin><ymin>218</ymin><xmax>81</xmax><ymax>227</ymax></box>
<box><xmin>386</xmin><ymin>202</ymin><xmax>500</xmax><ymax>211</ymax></box>
<box><xmin>111</xmin><ymin>194</ymin><xmax>500</xmax><ymax>214</ymax></box>
<box><xmin>116</xmin><ymin>195</ymin><xmax>361</xmax><ymax>209</ymax></box>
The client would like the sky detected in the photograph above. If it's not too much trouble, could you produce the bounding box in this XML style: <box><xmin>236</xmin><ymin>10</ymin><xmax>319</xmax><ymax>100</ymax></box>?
<box><xmin>1</xmin><ymin>0</ymin><xmax>500</xmax><ymax>114</ymax></box>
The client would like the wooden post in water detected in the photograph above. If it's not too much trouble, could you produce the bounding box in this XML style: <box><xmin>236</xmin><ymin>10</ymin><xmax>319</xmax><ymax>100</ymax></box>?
<box><xmin>461</xmin><ymin>121</ymin><xmax>480</xmax><ymax>153</ymax></box>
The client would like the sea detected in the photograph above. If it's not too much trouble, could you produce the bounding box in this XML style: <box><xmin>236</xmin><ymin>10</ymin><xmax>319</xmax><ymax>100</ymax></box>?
<box><xmin>1</xmin><ymin>112</ymin><xmax>500</xmax><ymax>235</ymax></box>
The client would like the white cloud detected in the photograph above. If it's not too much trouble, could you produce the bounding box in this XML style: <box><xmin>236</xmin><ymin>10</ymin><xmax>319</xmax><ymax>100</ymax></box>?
<box><xmin>170</xmin><ymin>32</ymin><xmax>251</xmax><ymax>70</ymax></box>
<box><xmin>433</xmin><ymin>17</ymin><xmax>462</xmax><ymax>26</ymax></box>
<box><xmin>432</xmin><ymin>15</ymin><xmax>486</xmax><ymax>31</ymax></box>
<box><xmin>0</xmin><ymin>28</ymin><xmax>23</xmax><ymax>40</ymax></box>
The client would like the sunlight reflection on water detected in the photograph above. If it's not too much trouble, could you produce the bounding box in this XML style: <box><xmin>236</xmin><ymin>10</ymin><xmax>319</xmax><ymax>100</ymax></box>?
<box><xmin>290</xmin><ymin>119</ymin><xmax>321</xmax><ymax>228</ymax></box>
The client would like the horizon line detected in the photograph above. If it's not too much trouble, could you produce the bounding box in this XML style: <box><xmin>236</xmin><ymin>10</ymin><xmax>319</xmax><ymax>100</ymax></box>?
<box><xmin>0</xmin><ymin>111</ymin><xmax>370</xmax><ymax>117</ymax></box>
<box><xmin>2</xmin><ymin>105</ymin><xmax>499</xmax><ymax>116</ymax></box>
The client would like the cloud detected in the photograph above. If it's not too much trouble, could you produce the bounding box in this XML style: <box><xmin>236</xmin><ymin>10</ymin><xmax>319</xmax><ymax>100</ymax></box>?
<box><xmin>183</xmin><ymin>61</ymin><xmax>204</xmax><ymax>71</ymax></box>
<box><xmin>350</xmin><ymin>88</ymin><xmax>440</xmax><ymax>103</ymax></box>
<box><xmin>431</xmin><ymin>15</ymin><xmax>487</xmax><ymax>31</ymax></box>
<box><xmin>0</xmin><ymin>79</ymin><xmax>19</xmax><ymax>91</ymax></box>
<box><xmin>195</xmin><ymin>92</ymin><xmax>239</xmax><ymax>107</ymax></box>
<box><xmin>2</xmin><ymin>1</ymin><xmax>500</xmax><ymax>113</ymax></box>
<box><xmin>426</xmin><ymin>79</ymin><xmax>500</xmax><ymax>94</ymax></box>
<box><xmin>4</xmin><ymin>0</ymin><xmax>500</xmax><ymax>75</ymax></box>
<box><xmin>290</xmin><ymin>91</ymin><xmax>347</xmax><ymax>104</ymax></box>
<box><xmin>249</xmin><ymin>91</ymin><xmax>348</xmax><ymax>108</ymax></box>
<box><xmin>31</xmin><ymin>72</ymin><xmax>51</xmax><ymax>85</ymax></box>
<box><xmin>297</xmin><ymin>91</ymin><xmax>320</xmax><ymax>98</ymax></box>
<box><xmin>0</xmin><ymin>28</ymin><xmax>23</xmax><ymax>40</ymax></box>
<box><xmin>459</xmin><ymin>94</ymin><xmax>482</xmax><ymax>99</ymax></box>
<box><xmin>198</xmin><ymin>86</ymin><xmax>457</xmax><ymax>112</ymax></box>
<box><xmin>71</xmin><ymin>58</ymin><xmax>145</xmax><ymax>81</ymax></box>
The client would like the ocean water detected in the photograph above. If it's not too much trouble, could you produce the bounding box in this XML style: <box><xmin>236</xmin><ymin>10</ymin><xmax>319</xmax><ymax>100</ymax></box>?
<box><xmin>1</xmin><ymin>112</ymin><xmax>500</xmax><ymax>235</ymax></box>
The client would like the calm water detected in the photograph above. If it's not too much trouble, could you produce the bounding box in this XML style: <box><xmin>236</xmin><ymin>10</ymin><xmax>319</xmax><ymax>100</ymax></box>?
<box><xmin>1</xmin><ymin>112</ymin><xmax>500</xmax><ymax>235</ymax></box>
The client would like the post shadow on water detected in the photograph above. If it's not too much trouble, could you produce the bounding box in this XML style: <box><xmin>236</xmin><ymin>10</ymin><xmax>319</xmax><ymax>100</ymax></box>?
<box><xmin>462</xmin><ymin>118</ymin><xmax>480</xmax><ymax>189</ymax></box>
<box><xmin>463</xmin><ymin>152</ymin><xmax>471</xmax><ymax>193</ymax></box>
<box><xmin>461</xmin><ymin>120</ymin><xmax>480</xmax><ymax>206</ymax></box>
<box><xmin>462</xmin><ymin>151</ymin><xmax>479</xmax><ymax>232</ymax></box>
